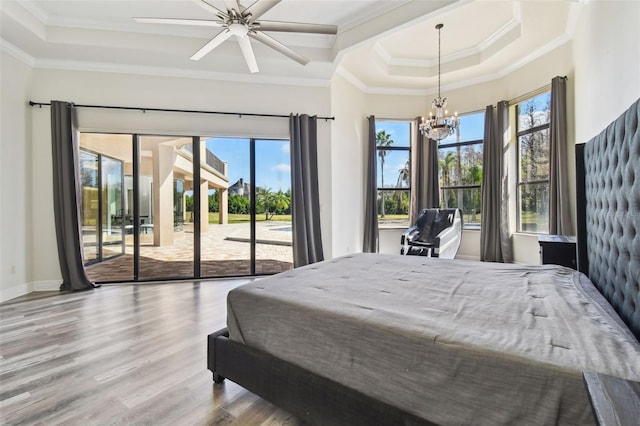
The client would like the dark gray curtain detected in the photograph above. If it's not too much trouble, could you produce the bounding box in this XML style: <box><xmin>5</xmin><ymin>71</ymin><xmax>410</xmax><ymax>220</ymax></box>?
<box><xmin>51</xmin><ymin>101</ymin><xmax>96</xmax><ymax>291</ymax></box>
<box><xmin>549</xmin><ymin>76</ymin><xmax>573</xmax><ymax>235</ymax></box>
<box><xmin>363</xmin><ymin>116</ymin><xmax>378</xmax><ymax>253</ymax></box>
<box><xmin>290</xmin><ymin>114</ymin><xmax>324</xmax><ymax>266</ymax></box>
<box><xmin>480</xmin><ymin>101</ymin><xmax>512</xmax><ymax>262</ymax></box>
<box><xmin>409</xmin><ymin>118</ymin><xmax>440</xmax><ymax>224</ymax></box>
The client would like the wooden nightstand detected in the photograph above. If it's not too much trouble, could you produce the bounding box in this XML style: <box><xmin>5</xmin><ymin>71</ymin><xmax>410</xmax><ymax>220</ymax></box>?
<box><xmin>537</xmin><ymin>235</ymin><xmax>577</xmax><ymax>270</ymax></box>
<box><xmin>583</xmin><ymin>371</ymin><xmax>640</xmax><ymax>426</ymax></box>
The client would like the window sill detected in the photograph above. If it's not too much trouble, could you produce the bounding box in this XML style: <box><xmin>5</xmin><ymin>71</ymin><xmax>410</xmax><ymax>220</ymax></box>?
<box><xmin>378</xmin><ymin>225</ymin><xmax>409</xmax><ymax>231</ymax></box>
<box><xmin>378</xmin><ymin>226</ymin><xmax>482</xmax><ymax>231</ymax></box>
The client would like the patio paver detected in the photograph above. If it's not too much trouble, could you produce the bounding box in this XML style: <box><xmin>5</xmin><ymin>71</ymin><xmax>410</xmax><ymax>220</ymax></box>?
<box><xmin>86</xmin><ymin>221</ymin><xmax>293</xmax><ymax>282</ymax></box>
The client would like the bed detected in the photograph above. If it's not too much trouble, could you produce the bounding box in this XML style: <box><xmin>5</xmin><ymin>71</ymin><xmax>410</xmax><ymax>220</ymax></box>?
<box><xmin>207</xmin><ymin>99</ymin><xmax>640</xmax><ymax>425</ymax></box>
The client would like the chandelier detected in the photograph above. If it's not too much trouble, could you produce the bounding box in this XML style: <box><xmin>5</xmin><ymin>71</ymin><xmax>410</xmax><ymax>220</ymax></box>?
<box><xmin>419</xmin><ymin>23</ymin><xmax>459</xmax><ymax>141</ymax></box>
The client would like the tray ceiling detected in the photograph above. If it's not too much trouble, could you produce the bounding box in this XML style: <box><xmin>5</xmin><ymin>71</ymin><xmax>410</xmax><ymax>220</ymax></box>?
<box><xmin>0</xmin><ymin>0</ymin><xmax>578</xmax><ymax>93</ymax></box>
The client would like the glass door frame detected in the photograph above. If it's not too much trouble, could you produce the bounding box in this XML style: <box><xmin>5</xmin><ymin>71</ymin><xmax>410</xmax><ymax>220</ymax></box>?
<box><xmin>79</xmin><ymin>147</ymin><xmax>125</xmax><ymax>266</ymax></box>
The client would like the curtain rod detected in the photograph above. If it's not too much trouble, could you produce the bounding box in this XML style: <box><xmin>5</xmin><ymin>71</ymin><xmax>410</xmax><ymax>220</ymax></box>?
<box><xmin>28</xmin><ymin>101</ymin><xmax>335</xmax><ymax>121</ymax></box>
<box><xmin>507</xmin><ymin>76</ymin><xmax>566</xmax><ymax>105</ymax></box>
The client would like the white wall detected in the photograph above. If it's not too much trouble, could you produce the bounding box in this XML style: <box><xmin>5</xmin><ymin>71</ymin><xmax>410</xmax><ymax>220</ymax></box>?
<box><xmin>21</xmin><ymin>68</ymin><xmax>332</xmax><ymax>297</ymax></box>
<box><xmin>329</xmin><ymin>73</ymin><xmax>368</xmax><ymax>257</ymax></box>
<box><xmin>0</xmin><ymin>52</ymin><xmax>34</xmax><ymax>301</ymax></box>
<box><xmin>573</xmin><ymin>0</ymin><xmax>640</xmax><ymax>143</ymax></box>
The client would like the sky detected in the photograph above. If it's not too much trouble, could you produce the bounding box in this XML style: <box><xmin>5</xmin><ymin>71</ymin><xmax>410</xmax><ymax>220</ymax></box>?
<box><xmin>375</xmin><ymin>121</ymin><xmax>410</xmax><ymax>188</ymax></box>
<box><xmin>374</xmin><ymin>111</ymin><xmax>485</xmax><ymax>187</ymax></box>
<box><xmin>202</xmin><ymin>105</ymin><xmax>517</xmax><ymax>193</ymax></box>
<box><xmin>205</xmin><ymin>137</ymin><xmax>291</xmax><ymax>192</ymax></box>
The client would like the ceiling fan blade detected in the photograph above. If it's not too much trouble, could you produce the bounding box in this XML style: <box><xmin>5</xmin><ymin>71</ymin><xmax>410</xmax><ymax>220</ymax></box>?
<box><xmin>244</xmin><ymin>0</ymin><xmax>281</xmax><ymax>22</ymax></box>
<box><xmin>256</xmin><ymin>20</ymin><xmax>338</xmax><ymax>34</ymax></box>
<box><xmin>224</xmin><ymin>0</ymin><xmax>242</xmax><ymax>14</ymax></box>
<box><xmin>190</xmin><ymin>30</ymin><xmax>233</xmax><ymax>61</ymax></box>
<box><xmin>249</xmin><ymin>31</ymin><xmax>308</xmax><ymax>65</ymax></box>
<box><xmin>199</xmin><ymin>0</ymin><xmax>226</xmax><ymax>17</ymax></box>
<box><xmin>237</xmin><ymin>36</ymin><xmax>259</xmax><ymax>73</ymax></box>
<box><xmin>134</xmin><ymin>17</ymin><xmax>224</xmax><ymax>27</ymax></box>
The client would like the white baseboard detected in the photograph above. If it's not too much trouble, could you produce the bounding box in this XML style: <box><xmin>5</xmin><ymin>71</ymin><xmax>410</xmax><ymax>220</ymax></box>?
<box><xmin>0</xmin><ymin>280</ymin><xmax>61</xmax><ymax>303</ymax></box>
<box><xmin>31</xmin><ymin>280</ymin><xmax>62</xmax><ymax>291</ymax></box>
<box><xmin>0</xmin><ymin>283</ymin><xmax>31</xmax><ymax>303</ymax></box>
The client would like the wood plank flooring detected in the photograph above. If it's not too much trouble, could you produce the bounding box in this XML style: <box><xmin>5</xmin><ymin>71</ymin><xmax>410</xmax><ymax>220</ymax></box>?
<box><xmin>0</xmin><ymin>281</ymin><xmax>300</xmax><ymax>425</ymax></box>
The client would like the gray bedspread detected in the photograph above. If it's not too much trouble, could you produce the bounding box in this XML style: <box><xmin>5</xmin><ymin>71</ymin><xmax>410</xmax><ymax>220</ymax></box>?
<box><xmin>227</xmin><ymin>253</ymin><xmax>640</xmax><ymax>425</ymax></box>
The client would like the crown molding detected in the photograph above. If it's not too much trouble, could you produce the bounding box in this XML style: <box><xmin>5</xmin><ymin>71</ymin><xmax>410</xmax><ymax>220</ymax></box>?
<box><xmin>337</xmin><ymin>0</ymin><xmax>414</xmax><ymax>33</ymax></box>
<box><xmin>14</xmin><ymin>0</ymin><xmax>49</xmax><ymax>24</ymax></box>
<box><xmin>30</xmin><ymin>58</ymin><xmax>333</xmax><ymax>88</ymax></box>
<box><xmin>0</xmin><ymin>38</ymin><xmax>35</xmax><ymax>66</ymax></box>
<box><xmin>334</xmin><ymin>65</ymin><xmax>369</xmax><ymax>92</ymax></box>
<box><xmin>2</xmin><ymin>0</ymin><xmax>47</xmax><ymax>40</ymax></box>
<box><xmin>373</xmin><ymin>18</ymin><xmax>521</xmax><ymax>69</ymax></box>
<box><xmin>340</xmin><ymin>34</ymin><xmax>572</xmax><ymax>96</ymax></box>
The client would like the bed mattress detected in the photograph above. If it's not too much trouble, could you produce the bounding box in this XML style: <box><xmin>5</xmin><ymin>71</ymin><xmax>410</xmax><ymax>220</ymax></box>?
<box><xmin>227</xmin><ymin>253</ymin><xmax>640</xmax><ymax>425</ymax></box>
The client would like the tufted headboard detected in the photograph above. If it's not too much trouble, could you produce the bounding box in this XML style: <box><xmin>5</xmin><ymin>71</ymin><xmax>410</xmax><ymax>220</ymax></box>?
<box><xmin>575</xmin><ymin>98</ymin><xmax>640</xmax><ymax>341</ymax></box>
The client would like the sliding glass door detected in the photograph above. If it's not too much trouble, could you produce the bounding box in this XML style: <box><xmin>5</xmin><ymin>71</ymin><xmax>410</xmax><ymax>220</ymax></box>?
<box><xmin>201</xmin><ymin>137</ymin><xmax>294</xmax><ymax>276</ymax></box>
<box><xmin>200</xmin><ymin>137</ymin><xmax>252</xmax><ymax>277</ymax></box>
<box><xmin>254</xmin><ymin>139</ymin><xmax>293</xmax><ymax>274</ymax></box>
<box><xmin>79</xmin><ymin>132</ymin><xmax>293</xmax><ymax>283</ymax></box>
<box><xmin>79</xmin><ymin>134</ymin><xmax>132</xmax><ymax>281</ymax></box>
<box><xmin>136</xmin><ymin>136</ymin><xmax>194</xmax><ymax>280</ymax></box>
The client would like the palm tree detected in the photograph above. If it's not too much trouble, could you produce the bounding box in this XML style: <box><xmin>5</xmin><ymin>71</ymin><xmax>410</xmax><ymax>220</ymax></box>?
<box><xmin>376</xmin><ymin>130</ymin><xmax>394</xmax><ymax>217</ymax></box>
<box><xmin>396</xmin><ymin>158</ymin><xmax>410</xmax><ymax>188</ymax></box>
<box><xmin>467</xmin><ymin>164</ymin><xmax>482</xmax><ymax>222</ymax></box>
<box><xmin>270</xmin><ymin>190</ymin><xmax>290</xmax><ymax>218</ymax></box>
<box><xmin>256</xmin><ymin>188</ymin><xmax>291</xmax><ymax>220</ymax></box>
<box><xmin>439</xmin><ymin>152</ymin><xmax>456</xmax><ymax>207</ymax></box>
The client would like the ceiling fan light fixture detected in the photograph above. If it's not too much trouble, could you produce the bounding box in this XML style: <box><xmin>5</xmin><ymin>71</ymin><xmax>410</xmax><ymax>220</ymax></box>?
<box><xmin>419</xmin><ymin>23</ymin><xmax>459</xmax><ymax>141</ymax></box>
<box><xmin>228</xmin><ymin>22</ymin><xmax>248</xmax><ymax>37</ymax></box>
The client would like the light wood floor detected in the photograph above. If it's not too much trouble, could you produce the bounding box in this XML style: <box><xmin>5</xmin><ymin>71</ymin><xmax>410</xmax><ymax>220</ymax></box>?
<box><xmin>0</xmin><ymin>281</ymin><xmax>300</xmax><ymax>425</ymax></box>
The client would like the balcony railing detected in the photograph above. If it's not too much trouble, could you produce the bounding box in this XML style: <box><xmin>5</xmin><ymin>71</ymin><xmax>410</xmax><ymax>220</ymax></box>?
<box><xmin>183</xmin><ymin>145</ymin><xmax>225</xmax><ymax>175</ymax></box>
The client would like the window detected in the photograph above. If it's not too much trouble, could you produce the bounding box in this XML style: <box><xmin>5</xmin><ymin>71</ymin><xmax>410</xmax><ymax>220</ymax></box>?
<box><xmin>375</xmin><ymin>120</ymin><xmax>411</xmax><ymax>227</ymax></box>
<box><xmin>438</xmin><ymin>111</ymin><xmax>484</xmax><ymax>229</ymax></box>
<box><xmin>516</xmin><ymin>91</ymin><xmax>551</xmax><ymax>233</ymax></box>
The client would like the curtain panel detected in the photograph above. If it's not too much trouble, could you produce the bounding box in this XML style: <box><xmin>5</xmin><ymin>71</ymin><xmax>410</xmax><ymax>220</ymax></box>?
<box><xmin>409</xmin><ymin>118</ymin><xmax>440</xmax><ymax>224</ymax></box>
<box><xmin>289</xmin><ymin>114</ymin><xmax>324</xmax><ymax>266</ymax></box>
<box><xmin>50</xmin><ymin>101</ymin><xmax>96</xmax><ymax>291</ymax></box>
<box><xmin>549</xmin><ymin>76</ymin><xmax>573</xmax><ymax>235</ymax></box>
<box><xmin>480</xmin><ymin>101</ymin><xmax>513</xmax><ymax>262</ymax></box>
<box><xmin>363</xmin><ymin>116</ymin><xmax>379</xmax><ymax>253</ymax></box>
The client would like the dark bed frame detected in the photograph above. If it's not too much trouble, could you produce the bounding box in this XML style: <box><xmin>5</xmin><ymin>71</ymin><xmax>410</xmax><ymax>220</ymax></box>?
<box><xmin>208</xmin><ymin>99</ymin><xmax>639</xmax><ymax>425</ymax></box>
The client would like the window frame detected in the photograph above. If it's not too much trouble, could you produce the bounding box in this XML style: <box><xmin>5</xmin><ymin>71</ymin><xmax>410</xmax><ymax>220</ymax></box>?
<box><xmin>374</xmin><ymin>120</ymin><xmax>412</xmax><ymax>229</ymax></box>
<box><xmin>515</xmin><ymin>90</ymin><xmax>551</xmax><ymax>234</ymax></box>
<box><xmin>437</xmin><ymin>111</ymin><xmax>484</xmax><ymax>230</ymax></box>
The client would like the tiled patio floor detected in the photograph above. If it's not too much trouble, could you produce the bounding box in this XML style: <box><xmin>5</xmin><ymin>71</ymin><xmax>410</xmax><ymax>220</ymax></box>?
<box><xmin>86</xmin><ymin>222</ymin><xmax>293</xmax><ymax>282</ymax></box>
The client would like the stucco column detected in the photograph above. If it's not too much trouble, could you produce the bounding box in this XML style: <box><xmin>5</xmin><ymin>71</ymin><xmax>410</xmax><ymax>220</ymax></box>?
<box><xmin>182</xmin><ymin>192</ymin><xmax>187</xmax><ymax>223</ymax></box>
<box><xmin>153</xmin><ymin>144</ymin><xmax>175</xmax><ymax>247</ymax></box>
<box><xmin>219</xmin><ymin>161</ymin><xmax>228</xmax><ymax>224</ymax></box>
<box><xmin>200</xmin><ymin>180</ymin><xmax>209</xmax><ymax>233</ymax></box>
<box><xmin>219</xmin><ymin>188</ymin><xmax>228</xmax><ymax>224</ymax></box>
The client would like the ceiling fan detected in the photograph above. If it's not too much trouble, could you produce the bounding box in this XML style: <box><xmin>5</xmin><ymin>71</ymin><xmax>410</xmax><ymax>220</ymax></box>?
<box><xmin>134</xmin><ymin>0</ymin><xmax>338</xmax><ymax>73</ymax></box>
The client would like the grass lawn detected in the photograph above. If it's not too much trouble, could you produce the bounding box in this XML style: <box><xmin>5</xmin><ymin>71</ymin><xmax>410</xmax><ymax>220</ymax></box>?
<box><xmin>207</xmin><ymin>212</ymin><xmax>292</xmax><ymax>224</ymax></box>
